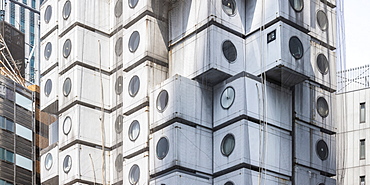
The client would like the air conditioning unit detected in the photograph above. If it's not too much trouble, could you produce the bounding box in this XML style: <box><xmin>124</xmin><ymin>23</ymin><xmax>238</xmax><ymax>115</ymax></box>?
<box><xmin>149</xmin><ymin>123</ymin><xmax>213</xmax><ymax>175</ymax></box>
<box><xmin>40</xmin><ymin>30</ymin><xmax>59</xmax><ymax>75</ymax></box>
<box><xmin>122</xmin><ymin>61</ymin><xmax>168</xmax><ymax>115</ymax></box>
<box><xmin>122</xmin><ymin>0</ymin><xmax>169</xmax><ymax>28</ymax></box>
<box><xmin>169</xmin><ymin>0</ymin><xmax>246</xmax><ymax>44</ymax></box>
<box><xmin>213</xmin><ymin>74</ymin><xmax>292</xmax><ymax>131</ymax></box>
<box><xmin>245</xmin><ymin>21</ymin><xmax>311</xmax><ymax>87</ymax></box>
<box><xmin>294</xmin><ymin>165</ymin><xmax>336</xmax><ymax>185</ymax></box>
<box><xmin>110</xmin><ymin>145</ymin><xmax>123</xmax><ymax>184</ymax></box>
<box><xmin>57</xmin><ymin>0</ymin><xmax>111</xmax><ymax>35</ymax></box>
<box><xmin>123</xmin><ymin>107</ymin><xmax>149</xmax><ymax>157</ymax></box>
<box><xmin>111</xmin><ymin>0</ymin><xmax>124</xmax><ymax>32</ymax></box>
<box><xmin>309</xmin><ymin>0</ymin><xmax>337</xmax><ymax>48</ymax></box>
<box><xmin>169</xmin><ymin>25</ymin><xmax>246</xmax><ymax>86</ymax></box>
<box><xmin>309</xmin><ymin>41</ymin><xmax>337</xmax><ymax>91</ymax></box>
<box><xmin>110</xmin><ymin>28</ymin><xmax>124</xmax><ymax>72</ymax></box>
<box><xmin>295</xmin><ymin>81</ymin><xmax>336</xmax><ymax>132</ymax></box>
<box><xmin>149</xmin><ymin>171</ymin><xmax>212</xmax><ymax>185</ymax></box>
<box><xmin>123</xmin><ymin>151</ymin><xmax>149</xmax><ymax>185</ymax></box>
<box><xmin>213</xmin><ymin>120</ymin><xmax>292</xmax><ymax>176</ymax></box>
<box><xmin>58</xmin><ymin>104</ymin><xmax>111</xmax><ymax>150</ymax></box>
<box><xmin>40</xmin><ymin>67</ymin><xmax>59</xmax><ymax>114</ymax></box>
<box><xmin>295</xmin><ymin>121</ymin><xmax>336</xmax><ymax>176</ymax></box>
<box><xmin>58</xmin><ymin>26</ymin><xmax>111</xmax><ymax>73</ymax></box>
<box><xmin>58</xmin><ymin>65</ymin><xmax>111</xmax><ymax>111</ymax></box>
<box><xmin>58</xmin><ymin>144</ymin><xmax>110</xmax><ymax>185</ymax></box>
<box><xmin>110</xmin><ymin>107</ymin><xmax>124</xmax><ymax>147</ymax></box>
<box><xmin>122</xmin><ymin>15</ymin><xmax>168</xmax><ymax>71</ymax></box>
<box><xmin>149</xmin><ymin>75</ymin><xmax>212</xmax><ymax>129</ymax></box>
<box><xmin>214</xmin><ymin>168</ymin><xmax>291</xmax><ymax>185</ymax></box>
<box><xmin>40</xmin><ymin>0</ymin><xmax>58</xmax><ymax>38</ymax></box>
<box><xmin>41</xmin><ymin>144</ymin><xmax>59</xmax><ymax>184</ymax></box>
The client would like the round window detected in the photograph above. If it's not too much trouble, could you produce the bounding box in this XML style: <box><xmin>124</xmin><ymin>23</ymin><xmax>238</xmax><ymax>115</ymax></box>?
<box><xmin>317</xmin><ymin>10</ymin><xmax>328</xmax><ymax>31</ymax></box>
<box><xmin>317</xmin><ymin>97</ymin><xmax>329</xmax><ymax>118</ymax></box>
<box><xmin>115</xmin><ymin>153</ymin><xmax>123</xmax><ymax>172</ymax></box>
<box><xmin>44</xmin><ymin>42</ymin><xmax>52</xmax><ymax>60</ymax></box>
<box><xmin>44</xmin><ymin>79</ymin><xmax>52</xmax><ymax>97</ymax></box>
<box><xmin>63</xmin><ymin>155</ymin><xmax>72</xmax><ymax>173</ymax></box>
<box><xmin>222</xmin><ymin>40</ymin><xmax>237</xmax><ymax>63</ymax></box>
<box><xmin>317</xmin><ymin>54</ymin><xmax>329</xmax><ymax>75</ymax></box>
<box><xmin>156</xmin><ymin>90</ymin><xmax>169</xmax><ymax>112</ymax></box>
<box><xmin>45</xmin><ymin>153</ymin><xmax>53</xmax><ymax>171</ymax></box>
<box><xmin>63</xmin><ymin>116</ymin><xmax>72</xmax><ymax>135</ymax></box>
<box><xmin>222</xmin><ymin>0</ymin><xmax>236</xmax><ymax>16</ymax></box>
<box><xmin>224</xmin><ymin>181</ymin><xmax>234</xmax><ymax>185</ymax></box>
<box><xmin>156</xmin><ymin>137</ymin><xmax>169</xmax><ymax>160</ymax></box>
<box><xmin>63</xmin><ymin>39</ymin><xmax>72</xmax><ymax>58</ymax></box>
<box><xmin>129</xmin><ymin>75</ymin><xmax>140</xmax><ymax>97</ymax></box>
<box><xmin>44</xmin><ymin>5</ymin><xmax>52</xmax><ymax>24</ymax></box>
<box><xmin>115</xmin><ymin>115</ymin><xmax>123</xmax><ymax>134</ymax></box>
<box><xmin>129</xmin><ymin>31</ymin><xmax>140</xmax><ymax>53</ymax></box>
<box><xmin>220</xmin><ymin>87</ymin><xmax>235</xmax><ymax>109</ymax></box>
<box><xmin>128</xmin><ymin>0</ymin><xmax>139</xmax><ymax>8</ymax></box>
<box><xmin>63</xmin><ymin>78</ymin><xmax>72</xmax><ymax>97</ymax></box>
<box><xmin>62</xmin><ymin>0</ymin><xmax>72</xmax><ymax>20</ymax></box>
<box><xmin>129</xmin><ymin>120</ymin><xmax>140</xmax><ymax>141</ymax></box>
<box><xmin>319</xmin><ymin>184</ymin><xmax>325</xmax><ymax>185</ymax></box>
<box><xmin>289</xmin><ymin>0</ymin><xmax>304</xmax><ymax>12</ymax></box>
<box><xmin>129</xmin><ymin>164</ymin><xmax>140</xmax><ymax>185</ymax></box>
<box><xmin>221</xmin><ymin>134</ymin><xmax>235</xmax><ymax>156</ymax></box>
<box><xmin>115</xmin><ymin>76</ymin><xmax>123</xmax><ymax>95</ymax></box>
<box><xmin>316</xmin><ymin>139</ymin><xmax>329</xmax><ymax>161</ymax></box>
<box><xmin>115</xmin><ymin>0</ymin><xmax>123</xmax><ymax>17</ymax></box>
<box><xmin>289</xmin><ymin>36</ymin><xmax>304</xmax><ymax>60</ymax></box>
<box><xmin>115</xmin><ymin>37</ymin><xmax>123</xmax><ymax>56</ymax></box>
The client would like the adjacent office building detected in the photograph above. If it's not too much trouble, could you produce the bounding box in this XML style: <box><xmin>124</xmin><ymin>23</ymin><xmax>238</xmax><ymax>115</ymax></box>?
<box><xmin>39</xmin><ymin>0</ymin><xmax>337</xmax><ymax>184</ymax></box>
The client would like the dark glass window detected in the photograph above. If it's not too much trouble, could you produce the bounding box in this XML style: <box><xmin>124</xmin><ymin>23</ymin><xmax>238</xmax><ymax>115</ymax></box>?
<box><xmin>317</xmin><ymin>54</ymin><xmax>329</xmax><ymax>75</ymax></box>
<box><xmin>316</xmin><ymin>139</ymin><xmax>329</xmax><ymax>161</ymax></box>
<box><xmin>317</xmin><ymin>10</ymin><xmax>328</xmax><ymax>31</ymax></box>
<box><xmin>63</xmin><ymin>116</ymin><xmax>72</xmax><ymax>135</ymax></box>
<box><xmin>221</xmin><ymin>0</ymin><xmax>236</xmax><ymax>16</ymax></box>
<box><xmin>128</xmin><ymin>31</ymin><xmax>140</xmax><ymax>53</ymax></box>
<box><xmin>63</xmin><ymin>0</ymin><xmax>72</xmax><ymax>20</ymax></box>
<box><xmin>129</xmin><ymin>164</ymin><xmax>140</xmax><ymax>184</ymax></box>
<box><xmin>156</xmin><ymin>90</ymin><xmax>169</xmax><ymax>112</ymax></box>
<box><xmin>115</xmin><ymin>76</ymin><xmax>123</xmax><ymax>95</ymax></box>
<box><xmin>289</xmin><ymin>0</ymin><xmax>304</xmax><ymax>12</ymax></box>
<box><xmin>222</xmin><ymin>40</ymin><xmax>237</xmax><ymax>63</ymax></box>
<box><xmin>44</xmin><ymin>5</ymin><xmax>52</xmax><ymax>24</ymax></box>
<box><xmin>361</xmin><ymin>176</ymin><xmax>365</xmax><ymax>185</ymax></box>
<box><xmin>128</xmin><ymin>120</ymin><xmax>140</xmax><ymax>141</ymax></box>
<box><xmin>220</xmin><ymin>87</ymin><xmax>235</xmax><ymax>109</ymax></box>
<box><xmin>360</xmin><ymin>139</ymin><xmax>366</xmax><ymax>160</ymax></box>
<box><xmin>289</xmin><ymin>36</ymin><xmax>304</xmax><ymax>59</ymax></box>
<box><xmin>115</xmin><ymin>37</ymin><xmax>123</xmax><ymax>56</ymax></box>
<box><xmin>156</xmin><ymin>137</ymin><xmax>169</xmax><ymax>160</ymax></box>
<box><xmin>63</xmin><ymin>155</ymin><xmax>72</xmax><ymax>173</ymax></box>
<box><xmin>44</xmin><ymin>42</ymin><xmax>52</xmax><ymax>60</ymax></box>
<box><xmin>317</xmin><ymin>97</ymin><xmax>329</xmax><ymax>118</ymax></box>
<box><xmin>45</xmin><ymin>153</ymin><xmax>53</xmax><ymax>170</ymax></box>
<box><xmin>128</xmin><ymin>75</ymin><xmax>140</xmax><ymax>97</ymax></box>
<box><xmin>115</xmin><ymin>153</ymin><xmax>123</xmax><ymax>172</ymax></box>
<box><xmin>115</xmin><ymin>0</ymin><xmax>123</xmax><ymax>17</ymax></box>
<box><xmin>44</xmin><ymin>79</ymin><xmax>52</xmax><ymax>97</ymax></box>
<box><xmin>225</xmin><ymin>181</ymin><xmax>234</xmax><ymax>185</ymax></box>
<box><xmin>128</xmin><ymin>0</ymin><xmax>139</xmax><ymax>8</ymax></box>
<box><xmin>115</xmin><ymin>115</ymin><xmax>123</xmax><ymax>134</ymax></box>
<box><xmin>221</xmin><ymin>134</ymin><xmax>235</xmax><ymax>156</ymax></box>
<box><xmin>63</xmin><ymin>39</ymin><xmax>72</xmax><ymax>58</ymax></box>
<box><xmin>361</xmin><ymin>103</ymin><xmax>366</xmax><ymax>123</ymax></box>
<box><xmin>63</xmin><ymin>78</ymin><xmax>72</xmax><ymax>97</ymax></box>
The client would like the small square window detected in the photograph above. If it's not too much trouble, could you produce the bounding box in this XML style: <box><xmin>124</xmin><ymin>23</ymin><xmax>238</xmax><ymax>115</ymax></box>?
<box><xmin>361</xmin><ymin>103</ymin><xmax>366</xmax><ymax>123</ymax></box>
<box><xmin>267</xmin><ymin>30</ymin><xmax>276</xmax><ymax>43</ymax></box>
<box><xmin>361</xmin><ymin>176</ymin><xmax>365</xmax><ymax>185</ymax></box>
<box><xmin>360</xmin><ymin>139</ymin><xmax>366</xmax><ymax>160</ymax></box>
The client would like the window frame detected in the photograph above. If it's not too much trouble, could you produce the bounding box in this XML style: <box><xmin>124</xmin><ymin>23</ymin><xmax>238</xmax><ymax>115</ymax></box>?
<box><xmin>360</xmin><ymin>139</ymin><xmax>366</xmax><ymax>160</ymax></box>
<box><xmin>361</xmin><ymin>102</ymin><xmax>366</xmax><ymax>123</ymax></box>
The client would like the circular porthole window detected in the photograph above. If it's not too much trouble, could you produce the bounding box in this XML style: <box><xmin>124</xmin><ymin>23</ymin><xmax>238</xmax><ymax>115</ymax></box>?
<box><xmin>115</xmin><ymin>115</ymin><xmax>123</xmax><ymax>134</ymax></box>
<box><xmin>317</xmin><ymin>10</ymin><xmax>328</xmax><ymax>31</ymax></box>
<box><xmin>129</xmin><ymin>0</ymin><xmax>139</xmax><ymax>9</ymax></box>
<box><xmin>129</xmin><ymin>164</ymin><xmax>140</xmax><ymax>185</ymax></box>
<box><xmin>129</xmin><ymin>120</ymin><xmax>140</xmax><ymax>141</ymax></box>
<box><xmin>222</xmin><ymin>40</ymin><xmax>237</xmax><ymax>63</ymax></box>
<box><xmin>44</xmin><ymin>5</ymin><xmax>52</xmax><ymax>24</ymax></box>
<box><xmin>63</xmin><ymin>155</ymin><xmax>72</xmax><ymax>173</ymax></box>
<box><xmin>316</xmin><ymin>139</ymin><xmax>329</xmax><ymax>160</ymax></box>
<box><xmin>44</xmin><ymin>79</ymin><xmax>52</xmax><ymax>97</ymax></box>
<box><xmin>129</xmin><ymin>31</ymin><xmax>140</xmax><ymax>53</ymax></box>
<box><xmin>115</xmin><ymin>37</ymin><xmax>123</xmax><ymax>56</ymax></box>
<box><xmin>115</xmin><ymin>0</ymin><xmax>123</xmax><ymax>17</ymax></box>
<box><xmin>221</xmin><ymin>134</ymin><xmax>235</xmax><ymax>157</ymax></box>
<box><xmin>62</xmin><ymin>0</ymin><xmax>72</xmax><ymax>20</ymax></box>
<box><xmin>220</xmin><ymin>87</ymin><xmax>235</xmax><ymax>109</ymax></box>
<box><xmin>128</xmin><ymin>75</ymin><xmax>140</xmax><ymax>97</ymax></box>
<box><xmin>156</xmin><ymin>90</ymin><xmax>169</xmax><ymax>112</ymax></box>
<box><xmin>45</xmin><ymin>153</ymin><xmax>53</xmax><ymax>171</ymax></box>
<box><xmin>63</xmin><ymin>78</ymin><xmax>72</xmax><ymax>97</ymax></box>
<box><xmin>63</xmin><ymin>39</ymin><xmax>72</xmax><ymax>58</ymax></box>
<box><xmin>319</xmin><ymin>184</ymin><xmax>325</xmax><ymax>185</ymax></box>
<box><xmin>317</xmin><ymin>54</ymin><xmax>329</xmax><ymax>75</ymax></box>
<box><xmin>63</xmin><ymin>116</ymin><xmax>72</xmax><ymax>135</ymax></box>
<box><xmin>289</xmin><ymin>36</ymin><xmax>304</xmax><ymax>60</ymax></box>
<box><xmin>222</xmin><ymin>0</ymin><xmax>236</xmax><ymax>16</ymax></box>
<box><xmin>115</xmin><ymin>76</ymin><xmax>123</xmax><ymax>95</ymax></box>
<box><xmin>224</xmin><ymin>181</ymin><xmax>235</xmax><ymax>185</ymax></box>
<box><xmin>44</xmin><ymin>42</ymin><xmax>52</xmax><ymax>60</ymax></box>
<box><xmin>156</xmin><ymin>137</ymin><xmax>169</xmax><ymax>160</ymax></box>
<box><xmin>289</xmin><ymin>0</ymin><xmax>304</xmax><ymax>12</ymax></box>
<box><xmin>317</xmin><ymin>97</ymin><xmax>329</xmax><ymax>118</ymax></box>
<box><xmin>115</xmin><ymin>153</ymin><xmax>123</xmax><ymax>172</ymax></box>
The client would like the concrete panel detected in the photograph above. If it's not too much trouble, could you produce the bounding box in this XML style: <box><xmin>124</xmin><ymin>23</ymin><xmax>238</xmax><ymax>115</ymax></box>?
<box><xmin>40</xmin><ymin>0</ymin><xmax>58</xmax><ymax>37</ymax></box>
<box><xmin>149</xmin><ymin>171</ymin><xmax>212</xmax><ymax>185</ymax></box>
<box><xmin>123</xmin><ymin>0</ymin><xmax>169</xmax><ymax>27</ymax></box>
<box><xmin>295</xmin><ymin>121</ymin><xmax>336</xmax><ymax>175</ymax></box>
<box><xmin>149</xmin><ymin>123</ymin><xmax>213</xmax><ymax>175</ymax></box>
<box><xmin>40</xmin><ymin>30</ymin><xmax>59</xmax><ymax>74</ymax></box>
<box><xmin>123</xmin><ymin>151</ymin><xmax>149</xmax><ymax>185</ymax></box>
<box><xmin>294</xmin><ymin>165</ymin><xmax>336</xmax><ymax>185</ymax></box>
<box><xmin>169</xmin><ymin>25</ymin><xmax>245</xmax><ymax>85</ymax></box>
<box><xmin>58</xmin><ymin>0</ymin><xmax>111</xmax><ymax>35</ymax></box>
<box><xmin>150</xmin><ymin>75</ymin><xmax>212</xmax><ymax>129</ymax></box>
<box><xmin>41</xmin><ymin>144</ymin><xmax>59</xmax><ymax>183</ymax></box>
<box><xmin>213</xmin><ymin>120</ymin><xmax>292</xmax><ymax>176</ymax></box>
<box><xmin>213</xmin><ymin>76</ymin><xmax>292</xmax><ymax>131</ymax></box>
<box><xmin>40</xmin><ymin>67</ymin><xmax>59</xmax><ymax>114</ymax></box>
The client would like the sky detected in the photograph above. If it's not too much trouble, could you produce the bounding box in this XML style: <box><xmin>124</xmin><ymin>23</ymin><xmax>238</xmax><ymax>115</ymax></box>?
<box><xmin>343</xmin><ymin>0</ymin><xmax>370</xmax><ymax>69</ymax></box>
